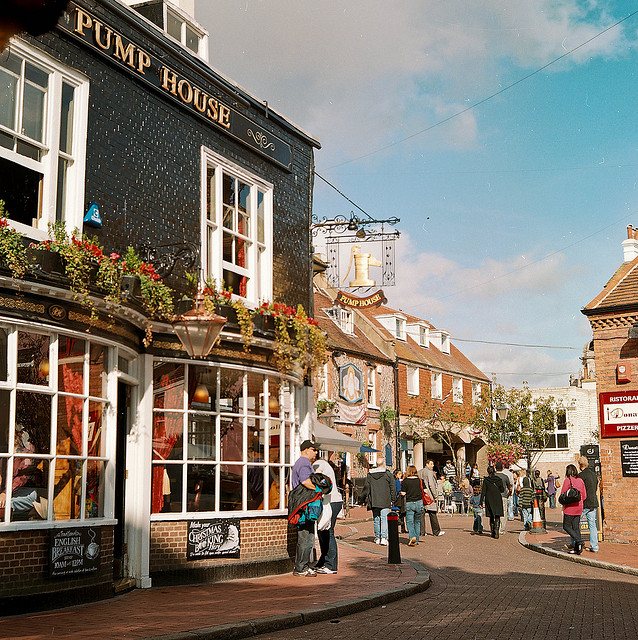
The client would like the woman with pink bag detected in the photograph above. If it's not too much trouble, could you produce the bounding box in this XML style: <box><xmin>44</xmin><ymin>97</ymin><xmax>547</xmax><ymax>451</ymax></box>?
<box><xmin>560</xmin><ymin>464</ymin><xmax>587</xmax><ymax>555</ymax></box>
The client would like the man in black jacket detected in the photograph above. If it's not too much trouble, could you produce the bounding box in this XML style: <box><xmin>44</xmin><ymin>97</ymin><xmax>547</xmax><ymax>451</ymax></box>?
<box><xmin>360</xmin><ymin>460</ymin><xmax>395</xmax><ymax>546</ymax></box>
<box><xmin>578</xmin><ymin>456</ymin><xmax>599</xmax><ymax>553</ymax></box>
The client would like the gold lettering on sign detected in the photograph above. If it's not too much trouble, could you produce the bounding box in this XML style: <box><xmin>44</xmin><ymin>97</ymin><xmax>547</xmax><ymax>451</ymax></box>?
<box><xmin>113</xmin><ymin>34</ymin><xmax>135</xmax><ymax>69</ymax></box>
<box><xmin>74</xmin><ymin>7</ymin><xmax>92</xmax><ymax>35</ymax></box>
<box><xmin>160</xmin><ymin>66</ymin><xmax>178</xmax><ymax>95</ymax></box>
<box><xmin>137</xmin><ymin>50</ymin><xmax>151</xmax><ymax>75</ymax></box>
<box><xmin>93</xmin><ymin>21</ymin><xmax>112</xmax><ymax>50</ymax></box>
<box><xmin>177</xmin><ymin>79</ymin><xmax>193</xmax><ymax>104</ymax></box>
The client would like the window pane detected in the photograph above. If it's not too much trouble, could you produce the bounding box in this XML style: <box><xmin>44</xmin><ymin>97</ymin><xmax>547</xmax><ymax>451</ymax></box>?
<box><xmin>220</xmin><ymin>464</ymin><xmax>242</xmax><ymax>511</ymax></box>
<box><xmin>53</xmin><ymin>458</ymin><xmax>82</xmax><ymax>520</ymax></box>
<box><xmin>187</xmin><ymin>463</ymin><xmax>215</xmax><ymax>512</ymax></box>
<box><xmin>188</xmin><ymin>413</ymin><xmax>216</xmax><ymax>460</ymax></box>
<box><xmin>153</xmin><ymin>412</ymin><xmax>183</xmax><ymax>461</ymax></box>
<box><xmin>206</xmin><ymin>167</ymin><xmax>216</xmax><ymax>222</ymax></box>
<box><xmin>268</xmin><ymin>378</ymin><xmax>280</xmax><ymax>417</ymax></box>
<box><xmin>222</xmin><ymin>231</ymin><xmax>233</xmax><ymax>262</ymax></box>
<box><xmin>223</xmin><ymin>269</ymin><xmax>246</xmax><ymax>298</ymax></box>
<box><xmin>0</xmin><ymin>390</ymin><xmax>9</xmax><ymax>454</ymax></box>
<box><xmin>0</xmin><ymin>156</ymin><xmax>43</xmax><ymax>226</ymax></box>
<box><xmin>16</xmin><ymin>392</ymin><xmax>51</xmax><ymax>454</ymax></box>
<box><xmin>86</xmin><ymin>459</ymin><xmax>104</xmax><ymax>518</ymax></box>
<box><xmin>0</xmin><ymin>327</ymin><xmax>7</xmax><ymax>381</ymax></box>
<box><xmin>257</xmin><ymin>190</ymin><xmax>265</xmax><ymax>243</ymax></box>
<box><xmin>152</xmin><ymin>463</ymin><xmax>182</xmax><ymax>513</ymax></box>
<box><xmin>17</xmin><ymin>331</ymin><xmax>50</xmax><ymax>385</ymax></box>
<box><xmin>16</xmin><ymin>139</ymin><xmax>41</xmax><ymax>160</ymax></box>
<box><xmin>0</xmin><ymin>67</ymin><xmax>17</xmax><ymax>130</ymax></box>
<box><xmin>268</xmin><ymin>466</ymin><xmax>281</xmax><ymax>509</ymax></box>
<box><xmin>219</xmin><ymin>369</ymin><xmax>243</xmax><ymax>412</ymax></box>
<box><xmin>185</xmin><ymin>25</ymin><xmax>199</xmax><ymax>52</ymax></box>
<box><xmin>245</xmin><ymin>372</ymin><xmax>264</xmax><ymax>415</ymax></box>
<box><xmin>247</xmin><ymin>465</ymin><xmax>264</xmax><ymax>510</ymax></box>
<box><xmin>247</xmin><ymin>418</ymin><xmax>264</xmax><ymax>462</ymax></box>
<box><xmin>56</xmin><ymin>156</ymin><xmax>68</xmax><ymax>223</ymax></box>
<box><xmin>58</xmin><ymin>335</ymin><xmax>84</xmax><ymax>393</ymax></box>
<box><xmin>222</xmin><ymin>175</ymin><xmax>234</xmax><ymax>229</ymax></box>
<box><xmin>220</xmin><ymin>416</ymin><xmax>242</xmax><ymax>462</ymax></box>
<box><xmin>24</xmin><ymin>62</ymin><xmax>48</xmax><ymax>88</ymax></box>
<box><xmin>269</xmin><ymin>420</ymin><xmax>281</xmax><ymax>463</ymax></box>
<box><xmin>89</xmin><ymin>343</ymin><xmax>107</xmax><ymax>398</ymax></box>
<box><xmin>237</xmin><ymin>181</ymin><xmax>250</xmax><ymax>235</ymax></box>
<box><xmin>235</xmin><ymin>236</ymin><xmax>246</xmax><ymax>267</ymax></box>
<box><xmin>189</xmin><ymin>365</ymin><xmax>217</xmax><ymax>411</ymax></box>
<box><xmin>557</xmin><ymin>433</ymin><xmax>568</xmax><ymax>449</ymax></box>
<box><xmin>22</xmin><ymin>82</ymin><xmax>46</xmax><ymax>142</ymax></box>
<box><xmin>167</xmin><ymin>11</ymin><xmax>182</xmax><ymax>40</ymax></box>
<box><xmin>56</xmin><ymin>394</ymin><xmax>83</xmax><ymax>455</ymax></box>
<box><xmin>88</xmin><ymin>400</ymin><xmax>105</xmax><ymax>457</ymax></box>
<box><xmin>154</xmin><ymin>362</ymin><xmax>185</xmax><ymax>409</ymax></box>
<box><xmin>9</xmin><ymin>458</ymin><xmax>48</xmax><ymax>521</ymax></box>
<box><xmin>0</xmin><ymin>50</ymin><xmax>21</xmax><ymax>75</ymax></box>
<box><xmin>59</xmin><ymin>82</ymin><xmax>74</xmax><ymax>154</ymax></box>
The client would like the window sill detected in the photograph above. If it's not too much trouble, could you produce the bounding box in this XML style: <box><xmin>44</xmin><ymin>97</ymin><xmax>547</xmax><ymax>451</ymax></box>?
<box><xmin>0</xmin><ymin>518</ymin><xmax>118</xmax><ymax>532</ymax></box>
<box><xmin>151</xmin><ymin>510</ymin><xmax>287</xmax><ymax>521</ymax></box>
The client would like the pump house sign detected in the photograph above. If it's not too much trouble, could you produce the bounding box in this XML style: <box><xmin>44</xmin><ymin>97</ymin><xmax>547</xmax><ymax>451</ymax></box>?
<box><xmin>58</xmin><ymin>4</ymin><xmax>293</xmax><ymax>170</ymax></box>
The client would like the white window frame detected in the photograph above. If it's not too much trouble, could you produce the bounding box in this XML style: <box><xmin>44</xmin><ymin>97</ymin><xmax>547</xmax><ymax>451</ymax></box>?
<box><xmin>164</xmin><ymin>3</ymin><xmax>208</xmax><ymax>59</ymax></box>
<box><xmin>431</xmin><ymin>371</ymin><xmax>442</xmax><ymax>400</ymax></box>
<box><xmin>201</xmin><ymin>147</ymin><xmax>273</xmax><ymax>304</ymax></box>
<box><xmin>325</xmin><ymin>306</ymin><xmax>354</xmax><ymax>335</ymax></box>
<box><xmin>545</xmin><ymin>408</ymin><xmax>569</xmax><ymax>450</ymax></box>
<box><xmin>0</xmin><ymin>40</ymin><xmax>89</xmax><ymax>240</ymax></box>
<box><xmin>453</xmin><ymin>377</ymin><xmax>463</xmax><ymax>404</ymax></box>
<box><xmin>396</xmin><ymin>317</ymin><xmax>406</xmax><ymax>341</ymax></box>
<box><xmin>407</xmin><ymin>365</ymin><xmax>419</xmax><ymax>396</ymax></box>
<box><xmin>367</xmin><ymin>365</ymin><xmax>377</xmax><ymax>407</ymax></box>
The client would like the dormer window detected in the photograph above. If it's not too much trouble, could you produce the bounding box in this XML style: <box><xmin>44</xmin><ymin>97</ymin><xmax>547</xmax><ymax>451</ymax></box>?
<box><xmin>395</xmin><ymin>317</ymin><xmax>406</xmax><ymax>340</ymax></box>
<box><xmin>374</xmin><ymin>313</ymin><xmax>408</xmax><ymax>341</ymax></box>
<box><xmin>166</xmin><ymin>7</ymin><xmax>204</xmax><ymax>55</ymax></box>
<box><xmin>430</xmin><ymin>329</ymin><xmax>450</xmax><ymax>354</ymax></box>
<box><xmin>326</xmin><ymin>306</ymin><xmax>354</xmax><ymax>335</ymax></box>
<box><xmin>408</xmin><ymin>322</ymin><xmax>429</xmax><ymax>348</ymax></box>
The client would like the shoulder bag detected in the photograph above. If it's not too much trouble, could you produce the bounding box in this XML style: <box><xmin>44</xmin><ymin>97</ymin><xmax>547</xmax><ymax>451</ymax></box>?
<box><xmin>558</xmin><ymin>478</ymin><xmax>581</xmax><ymax>506</ymax></box>
<box><xmin>419</xmin><ymin>477</ymin><xmax>434</xmax><ymax>506</ymax></box>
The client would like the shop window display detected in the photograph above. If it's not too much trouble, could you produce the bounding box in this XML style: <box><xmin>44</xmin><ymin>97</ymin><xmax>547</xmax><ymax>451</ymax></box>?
<box><xmin>152</xmin><ymin>362</ymin><xmax>294</xmax><ymax>515</ymax></box>
<box><xmin>0</xmin><ymin>326</ymin><xmax>113</xmax><ymax>523</ymax></box>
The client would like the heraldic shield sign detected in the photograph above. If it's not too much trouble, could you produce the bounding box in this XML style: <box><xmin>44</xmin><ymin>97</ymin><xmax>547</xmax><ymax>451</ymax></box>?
<box><xmin>339</xmin><ymin>364</ymin><xmax>364</xmax><ymax>403</ymax></box>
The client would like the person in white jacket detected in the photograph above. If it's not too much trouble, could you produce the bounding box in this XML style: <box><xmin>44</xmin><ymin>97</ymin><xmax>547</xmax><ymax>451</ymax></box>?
<box><xmin>313</xmin><ymin>457</ymin><xmax>343</xmax><ymax>574</ymax></box>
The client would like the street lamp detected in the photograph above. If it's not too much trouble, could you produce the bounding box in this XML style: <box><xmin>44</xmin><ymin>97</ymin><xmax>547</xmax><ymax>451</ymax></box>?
<box><xmin>171</xmin><ymin>293</ymin><xmax>227</xmax><ymax>358</ymax></box>
<box><xmin>496</xmin><ymin>403</ymin><xmax>509</xmax><ymax>444</ymax></box>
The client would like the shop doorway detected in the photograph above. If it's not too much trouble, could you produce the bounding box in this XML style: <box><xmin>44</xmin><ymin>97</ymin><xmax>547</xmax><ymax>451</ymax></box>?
<box><xmin>113</xmin><ymin>382</ymin><xmax>130</xmax><ymax>580</ymax></box>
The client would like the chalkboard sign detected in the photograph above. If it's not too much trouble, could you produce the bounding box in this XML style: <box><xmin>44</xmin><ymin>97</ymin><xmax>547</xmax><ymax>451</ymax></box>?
<box><xmin>187</xmin><ymin>519</ymin><xmax>240</xmax><ymax>560</ymax></box>
<box><xmin>580</xmin><ymin>444</ymin><xmax>601</xmax><ymax>476</ymax></box>
<box><xmin>50</xmin><ymin>527</ymin><xmax>101</xmax><ymax>577</ymax></box>
<box><xmin>621</xmin><ymin>440</ymin><xmax>638</xmax><ymax>477</ymax></box>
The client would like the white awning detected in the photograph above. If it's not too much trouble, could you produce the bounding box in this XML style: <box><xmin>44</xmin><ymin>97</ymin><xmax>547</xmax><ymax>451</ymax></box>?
<box><xmin>312</xmin><ymin>419</ymin><xmax>363</xmax><ymax>453</ymax></box>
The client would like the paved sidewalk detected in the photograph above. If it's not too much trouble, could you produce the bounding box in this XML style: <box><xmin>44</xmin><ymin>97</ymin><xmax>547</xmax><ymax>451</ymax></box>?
<box><xmin>522</xmin><ymin>507</ymin><xmax>638</xmax><ymax>575</ymax></box>
<box><xmin>0</xmin><ymin>511</ymin><xmax>429</xmax><ymax>640</ymax></box>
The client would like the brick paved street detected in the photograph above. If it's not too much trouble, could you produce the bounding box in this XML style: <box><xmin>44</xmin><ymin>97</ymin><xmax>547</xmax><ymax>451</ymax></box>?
<box><xmin>262</xmin><ymin>510</ymin><xmax>638</xmax><ymax>640</ymax></box>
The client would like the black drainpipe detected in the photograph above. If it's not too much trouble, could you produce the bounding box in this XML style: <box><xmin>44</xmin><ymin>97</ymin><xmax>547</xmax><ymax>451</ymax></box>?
<box><xmin>394</xmin><ymin>356</ymin><xmax>401</xmax><ymax>469</ymax></box>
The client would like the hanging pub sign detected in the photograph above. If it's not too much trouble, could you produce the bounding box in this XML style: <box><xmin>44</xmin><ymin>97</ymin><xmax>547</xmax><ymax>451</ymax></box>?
<box><xmin>599</xmin><ymin>391</ymin><xmax>638</xmax><ymax>438</ymax></box>
<box><xmin>50</xmin><ymin>527</ymin><xmax>101</xmax><ymax>577</ymax></box>
<box><xmin>336</xmin><ymin>290</ymin><xmax>387</xmax><ymax>309</ymax></box>
<box><xmin>621</xmin><ymin>441</ymin><xmax>638</xmax><ymax>477</ymax></box>
<box><xmin>58</xmin><ymin>3</ymin><xmax>292</xmax><ymax>170</ymax></box>
<box><xmin>339</xmin><ymin>363</ymin><xmax>364</xmax><ymax>404</ymax></box>
<box><xmin>187</xmin><ymin>519</ymin><xmax>240</xmax><ymax>560</ymax></box>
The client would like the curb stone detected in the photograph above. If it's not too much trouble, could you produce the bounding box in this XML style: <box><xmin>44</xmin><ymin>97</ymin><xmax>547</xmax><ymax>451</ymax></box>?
<box><xmin>518</xmin><ymin>531</ymin><xmax>638</xmax><ymax>577</ymax></box>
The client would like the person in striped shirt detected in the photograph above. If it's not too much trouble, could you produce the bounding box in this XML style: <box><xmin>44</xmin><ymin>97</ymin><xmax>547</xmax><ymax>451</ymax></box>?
<box><xmin>518</xmin><ymin>476</ymin><xmax>535</xmax><ymax>530</ymax></box>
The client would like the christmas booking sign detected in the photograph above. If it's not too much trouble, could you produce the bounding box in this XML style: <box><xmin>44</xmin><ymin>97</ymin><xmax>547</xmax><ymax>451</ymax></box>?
<box><xmin>187</xmin><ymin>519</ymin><xmax>240</xmax><ymax>560</ymax></box>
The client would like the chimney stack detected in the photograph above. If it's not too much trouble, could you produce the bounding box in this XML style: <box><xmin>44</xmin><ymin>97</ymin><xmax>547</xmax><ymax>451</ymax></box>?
<box><xmin>623</xmin><ymin>225</ymin><xmax>638</xmax><ymax>262</ymax></box>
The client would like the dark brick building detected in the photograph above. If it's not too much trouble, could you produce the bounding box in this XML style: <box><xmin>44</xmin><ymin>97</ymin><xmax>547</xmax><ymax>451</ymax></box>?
<box><xmin>0</xmin><ymin>0</ymin><xmax>319</xmax><ymax>612</ymax></box>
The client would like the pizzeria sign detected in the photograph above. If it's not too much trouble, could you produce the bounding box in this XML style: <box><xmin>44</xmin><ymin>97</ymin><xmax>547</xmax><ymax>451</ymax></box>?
<box><xmin>599</xmin><ymin>391</ymin><xmax>638</xmax><ymax>438</ymax></box>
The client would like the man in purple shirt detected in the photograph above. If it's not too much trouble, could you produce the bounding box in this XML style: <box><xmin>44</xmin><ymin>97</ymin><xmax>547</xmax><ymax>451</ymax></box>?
<box><xmin>292</xmin><ymin>440</ymin><xmax>319</xmax><ymax>576</ymax></box>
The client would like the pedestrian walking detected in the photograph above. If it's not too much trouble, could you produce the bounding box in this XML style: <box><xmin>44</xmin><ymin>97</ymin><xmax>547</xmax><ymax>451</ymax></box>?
<box><xmin>472</xmin><ymin>463</ymin><xmax>480</xmax><ymax>482</ymax></box>
<box><xmin>312</xmin><ymin>457</ymin><xmax>342</xmax><ymax>574</ymax></box>
<box><xmin>291</xmin><ymin>440</ymin><xmax>320</xmax><ymax>577</ymax></box>
<box><xmin>546</xmin><ymin>470</ymin><xmax>558</xmax><ymax>509</ymax></box>
<box><xmin>393</xmin><ymin>469</ymin><xmax>407</xmax><ymax>533</ymax></box>
<box><xmin>560</xmin><ymin>463</ymin><xmax>587</xmax><ymax>555</ymax></box>
<box><xmin>460</xmin><ymin>476</ymin><xmax>472</xmax><ymax>514</ymax></box>
<box><xmin>512</xmin><ymin>470</ymin><xmax>521</xmax><ymax>517</ymax></box>
<box><xmin>518</xmin><ymin>476</ymin><xmax>534</xmax><ymax>530</ymax></box>
<box><xmin>502</xmin><ymin>462</ymin><xmax>515</xmax><ymax>520</ymax></box>
<box><xmin>401</xmin><ymin>465</ymin><xmax>424</xmax><ymax>546</ymax></box>
<box><xmin>443</xmin><ymin>459</ymin><xmax>457</xmax><ymax>487</ymax></box>
<box><xmin>494</xmin><ymin>462</ymin><xmax>511</xmax><ymax>534</ymax></box>
<box><xmin>359</xmin><ymin>459</ymin><xmax>396</xmax><ymax>546</ymax></box>
<box><xmin>533</xmin><ymin>469</ymin><xmax>547</xmax><ymax>527</ymax></box>
<box><xmin>578</xmin><ymin>456</ymin><xmax>599</xmax><ymax>553</ymax></box>
<box><xmin>470</xmin><ymin>482</ymin><xmax>483</xmax><ymax>534</ymax></box>
<box><xmin>418</xmin><ymin>459</ymin><xmax>445</xmax><ymax>537</ymax></box>
<box><xmin>480</xmin><ymin>465</ymin><xmax>505</xmax><ymax>539</ymax></box>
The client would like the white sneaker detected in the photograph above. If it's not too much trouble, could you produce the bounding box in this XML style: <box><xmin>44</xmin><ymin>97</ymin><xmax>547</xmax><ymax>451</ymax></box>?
<box><xmin>315</xmin><ymin>567</ymin><xmax>338</xmax><ymax>574</ymax></box>
<box><xmin>375</xmin><ymin>538</ymin><xmax>381</xmax><ymax>544</ymax></box>
<box><xmin>437</xmin><ymin>531</ymin><xmax>446</xmax><ymax>536</ymax></box>
<box><xmin>379</xmin><ymin>538</ymin><xmax>388</xmax><ymax>546</ymax></box>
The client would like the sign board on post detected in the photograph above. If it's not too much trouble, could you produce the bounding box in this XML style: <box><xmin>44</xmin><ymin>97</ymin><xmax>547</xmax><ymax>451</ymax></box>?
<box><xmin>598</xmin><ymin>391</ymin><xmax>638</xmax><ymax>438</ymax></box>
<box><xmin>50</xmin><ymin>527</ymin><xmax>101</xmax><ymax>577</ymax></box>
<box><xmin>620</xmin><ymin>440</ymin><xmax>638</xmax><ymax>477</ymax></box>
<box><xmin>580</xmin><ymin>444</ymin><xmax>601</xmax><ymax>476</ymax></box>
<box><xmin>187</xmin><ymin>519</ymin><xmax>240</xmax><ymax>560</ymax></box>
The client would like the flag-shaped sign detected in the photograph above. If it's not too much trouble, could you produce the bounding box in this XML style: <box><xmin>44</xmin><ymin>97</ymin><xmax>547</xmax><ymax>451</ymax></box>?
<box><xmin>432</xmin><ymin>389</ymin><xmax>452</xmax><ymax>420</ymax></box>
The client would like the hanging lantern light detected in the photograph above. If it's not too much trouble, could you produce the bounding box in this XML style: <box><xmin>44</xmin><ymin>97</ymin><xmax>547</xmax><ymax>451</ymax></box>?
<box><xmin>171</xmin><ymin>293</ymin><xmax>227</xmax><ymax>358</ymax></box>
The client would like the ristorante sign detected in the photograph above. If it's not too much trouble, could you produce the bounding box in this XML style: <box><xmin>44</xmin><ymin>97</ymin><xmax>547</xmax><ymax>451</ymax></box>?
<box><xmin>58</xmin><ymin>4</ymin><xmax>292</xmax><ymax>170</ymax></box>
<box><xmin>599</xmin><ymin>391</ymin><xmax>638</xmax><ymax>438</ymax></box>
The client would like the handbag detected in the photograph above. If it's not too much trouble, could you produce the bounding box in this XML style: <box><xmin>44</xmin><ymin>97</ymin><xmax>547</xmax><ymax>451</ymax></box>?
<box><xmin>558</xmin><ymin>478</ymin><xmax>581</xmax><ymax>506</ymax></box>
<box><xmin>419</xmin><ymin>478</ymin><xmax>434</xmax><ymax>506</ymax></box>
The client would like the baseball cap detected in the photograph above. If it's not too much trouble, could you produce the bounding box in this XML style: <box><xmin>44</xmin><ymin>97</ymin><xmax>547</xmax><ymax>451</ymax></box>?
<box><xmin>300</xmin><ymin>440</ymin><xmax>320</xmax><ymax>451</ymax></box>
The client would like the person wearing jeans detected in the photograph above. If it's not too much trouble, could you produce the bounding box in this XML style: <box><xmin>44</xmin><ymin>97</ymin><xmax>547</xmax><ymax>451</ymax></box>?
<box><xmin>561</xmin><ymin>464</ymin><xmax>587</xmax><ymax>554</ymax></box>
<box><xmin>578</xmin><ymin>456</ymin><xmax>600</xmax><ymax>552</ymax></box>
<box><xmin>360</xmin><ymin>460</ymin><xmax>395</xmax><ymax>546</ymax></box>
<box><xmin>313</xmin><ymin>457</ymin><xmax>343</xmax><ymax>574</ymax></box>
<box><xmin>401</xmin><ymin>466</ymin><xmax>423</xmax><ymax>545</ymax></box>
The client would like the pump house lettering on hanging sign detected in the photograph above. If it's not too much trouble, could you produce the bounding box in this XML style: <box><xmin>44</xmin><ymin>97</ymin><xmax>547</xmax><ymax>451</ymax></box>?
<box><xmin>335</xmin><ymin>290</ymin><xmax>387</xmax><ymax>309</ymax></box>
<box><xmin>58</xmin><ymin>4</ymin><xmax>292</xmax><ymax>170</ymax></box>
<box><xmin>599</xmin><ymin>391</ymin><xmax>638</xmax><ymax>438</ymax></box>
<box><xmin>49</xmin><ymin>527</ymin><xmax>101</xmax><ymax>577</ymax></box>
<box><xmin>187</xmin><ymin>520</ymin><xmax>240</xmax><ymax>560</ymax></box>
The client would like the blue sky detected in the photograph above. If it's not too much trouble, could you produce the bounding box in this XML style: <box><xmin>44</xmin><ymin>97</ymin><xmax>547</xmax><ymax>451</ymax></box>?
<box><xmin>196</xmin><ymin>1</ymin><xmax>638</xmax><ymax>389</ymax></box>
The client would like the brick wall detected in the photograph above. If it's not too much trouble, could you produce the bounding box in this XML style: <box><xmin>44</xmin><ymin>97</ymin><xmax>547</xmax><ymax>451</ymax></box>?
<box><xmin>587</xmin><ymin>311</ymin><xmax>638</xmax><ymax>543</ymax></box>
<box><xmin>150</xmin><ymin>516</ymin><xmax>292</xmax><ymax>573</ymax></box>
<box><xmin>0</xmin><ymin>526</ymin><xmax>113</xmax><ymax>601</ymax></box>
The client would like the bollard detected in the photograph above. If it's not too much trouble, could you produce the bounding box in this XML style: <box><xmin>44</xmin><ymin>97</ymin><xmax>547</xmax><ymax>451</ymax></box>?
<box><xmin>387</xmin><ymin>511</ymin><xmax>401</xmax><ymax>564</ymax></box>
